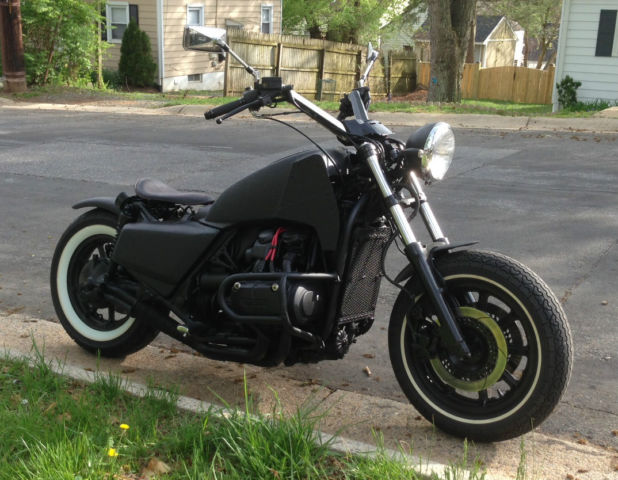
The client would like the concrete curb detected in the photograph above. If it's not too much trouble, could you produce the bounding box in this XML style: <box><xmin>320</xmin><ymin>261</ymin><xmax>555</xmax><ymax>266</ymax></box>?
<box><xmin>2</xmin><ymin>100</ymin><xmax>618</xmax><ymax>133</ymax></box>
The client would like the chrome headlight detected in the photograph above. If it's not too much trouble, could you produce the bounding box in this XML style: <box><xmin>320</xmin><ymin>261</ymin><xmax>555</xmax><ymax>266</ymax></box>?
<box><xmin>404</xmin><ymin>122</ymin><xmax>455</xmax><ymax>182</ymax></box>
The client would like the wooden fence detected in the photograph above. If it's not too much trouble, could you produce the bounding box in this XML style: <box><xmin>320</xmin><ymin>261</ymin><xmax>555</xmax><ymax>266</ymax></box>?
<box><xmin>417</xmin><ymin>62</ymin><xmax>555</xmax><ymax>104</ymax></box>
<box><xmin>223</xmin><ymin>33</ymin><xmax>554</xmax><ymax>104</ymax></box>
<box><xmin>224</xmin><ymin>30</ymin><xmax>414</xmax><ymax>100</ymax></box>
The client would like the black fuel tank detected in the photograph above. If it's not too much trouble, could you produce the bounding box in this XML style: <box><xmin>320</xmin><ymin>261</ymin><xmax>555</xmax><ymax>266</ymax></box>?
<box><xmin>206</xmin><ymin>149</ymin><xmax>345</xmax><ymax>251</ymax></box>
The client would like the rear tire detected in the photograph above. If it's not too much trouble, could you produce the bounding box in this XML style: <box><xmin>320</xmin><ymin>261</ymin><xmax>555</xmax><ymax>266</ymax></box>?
<box><xmin>388</xmin><ymin>250</ymin><xmax>572</xmax><ymax>441</ymax></box>
<box><xmin>50</xmin><ymin>209</ymin><xmax>158</xmax><ymax>357</ymax></box>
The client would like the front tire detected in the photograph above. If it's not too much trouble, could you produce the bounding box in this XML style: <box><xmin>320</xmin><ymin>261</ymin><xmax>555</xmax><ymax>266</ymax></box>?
<box><xmin>388</xmin><ymin>250</ymin><xmax>572</xmax><ymax>441</ymax></box>
<box><xmin>50</xmin><ymin>209</ymin><xmax>158</xmax><ymax>357</ymax></box>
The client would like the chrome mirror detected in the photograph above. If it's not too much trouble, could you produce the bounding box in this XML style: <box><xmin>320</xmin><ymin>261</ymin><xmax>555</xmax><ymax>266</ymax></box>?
<box><xmin>183</xmin><ymin>26</ymin><xmax>227</xmax><ymax>52</ymax></box>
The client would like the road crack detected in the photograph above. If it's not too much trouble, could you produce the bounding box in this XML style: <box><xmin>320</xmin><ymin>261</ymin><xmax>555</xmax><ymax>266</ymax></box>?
<box><xmin>561</xmin><ymin>400</ymin><xmax>618</xmax><ymax>417</ymax></box>
<box><xmin>560</xmin><ymin>239</ymin><xmax>618</xmax><ymax>305</ymax></box>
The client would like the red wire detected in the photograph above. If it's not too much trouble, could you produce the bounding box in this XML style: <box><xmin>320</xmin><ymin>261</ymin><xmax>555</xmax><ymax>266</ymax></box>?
<box><xmin>265</xmin><ymin>227</ymin><xmax>285</xmax><ymax>261</ymax></box>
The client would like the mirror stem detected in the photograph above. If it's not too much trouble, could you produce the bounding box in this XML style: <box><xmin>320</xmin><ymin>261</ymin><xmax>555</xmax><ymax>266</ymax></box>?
<box><xmin>216</xmin><ymin>40</ymin><xmax>261</xmax><ymax>81</ymax></box>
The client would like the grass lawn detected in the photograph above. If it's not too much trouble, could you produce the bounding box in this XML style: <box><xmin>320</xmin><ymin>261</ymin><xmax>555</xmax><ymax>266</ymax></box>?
<box><xmin>0</xmin><ymin>352</ymin><xmax>490</xmax><ymax>480</ymax></box>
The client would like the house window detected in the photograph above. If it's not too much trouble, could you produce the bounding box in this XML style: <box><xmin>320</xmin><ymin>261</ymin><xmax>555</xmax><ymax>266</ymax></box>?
<box><xmin>105</xmin><ymin>2</ymin><xmax>138</xmax><ymax>43</ymax></box>
<box><xmin>261</xmin><ymin>5</ymin><xmax>273</xmax><ymax>34</ymax></box>
<box><xmin>188</xmin><ymin>74</ymin><xmax>202</xmax><ymax>82</ymax></box>
<box><xmin>595</xmin><ymin>10</ymin><xmax>617</xmax><ymax>57</ymax></box>
<box><xmin>187</xmin><ymin>5</ymin><xmax>204</xmax><ymax>26</ymax></box>
<box><xmin>107</xmin><ymin>2</ymin><xmax>129</xmax><ymax>43</ymax></box>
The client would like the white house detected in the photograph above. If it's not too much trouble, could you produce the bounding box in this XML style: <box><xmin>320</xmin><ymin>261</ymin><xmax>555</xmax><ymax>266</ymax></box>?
<box><xmin>553</xmin><ymin>0</ymin><xmax>618</xmax><ymax>110</ymax></box>
<box><xmin>414</xmin><ymin>16</ymin><xmax>518</xmax><ymax>68</ymax></box>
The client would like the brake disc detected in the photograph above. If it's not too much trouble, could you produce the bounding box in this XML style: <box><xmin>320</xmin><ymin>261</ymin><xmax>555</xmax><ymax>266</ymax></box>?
<box><xmin>430</xmin><ymin>306</ymin><xmax>508</xmax><ymax>392</ymax></box>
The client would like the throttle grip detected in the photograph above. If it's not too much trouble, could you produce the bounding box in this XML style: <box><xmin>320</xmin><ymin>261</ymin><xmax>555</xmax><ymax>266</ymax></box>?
<box><xmin>204</xmin><ymin>98</ymin><xmax>247</xmax><ymax>120</ymax></box>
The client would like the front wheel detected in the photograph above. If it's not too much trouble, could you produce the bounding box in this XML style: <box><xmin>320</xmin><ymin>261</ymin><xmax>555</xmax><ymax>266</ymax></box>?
<box><xmin>388</xmin><ymin>250</ymin><xmax>572</xmax><ymax>441</ymax></box>
<box><xmin>50</xmin><ymin>209</ymin><xmax>158</xmax><ymax>357</ymax></box>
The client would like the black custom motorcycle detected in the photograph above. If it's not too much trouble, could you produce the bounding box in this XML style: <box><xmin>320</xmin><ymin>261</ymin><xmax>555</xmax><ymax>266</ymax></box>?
<box><xmin>50</xmin><ymin>27</ymin><xmax>572</xmax><ymax>441</ymax></box>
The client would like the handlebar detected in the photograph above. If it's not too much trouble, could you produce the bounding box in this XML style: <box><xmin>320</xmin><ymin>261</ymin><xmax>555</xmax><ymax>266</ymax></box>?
<box><xmin>203</xmin><ymin>77</ymin><xmax>349</xmax><ymax>138</ymax></box>
<box><xmin>204</xmin><ymin>90</ymin><xmax>260</xmax><ymax>120</ymax></box>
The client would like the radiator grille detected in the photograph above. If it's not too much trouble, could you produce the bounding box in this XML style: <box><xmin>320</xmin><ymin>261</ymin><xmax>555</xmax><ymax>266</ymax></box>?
<box><xmin>338</xmin><ymin>224</ymin><xmax>390</xmax><ymax>324</ymax></box>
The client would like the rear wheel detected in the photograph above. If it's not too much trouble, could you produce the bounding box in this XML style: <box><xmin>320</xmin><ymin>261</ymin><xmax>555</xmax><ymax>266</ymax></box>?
<box><xmin>50</xmin><ymin>209</ymin><xmax>158</xmax><ymax>357</ymax></box>
<box><xmin>388</xmin><ymin>250</ymin><xmax>572</xmax><ymax>441</ymax></box>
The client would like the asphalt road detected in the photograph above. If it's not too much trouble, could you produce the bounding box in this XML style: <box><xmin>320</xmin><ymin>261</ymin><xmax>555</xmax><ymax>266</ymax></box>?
<box><xmin>0</xmin><ymin>108</ymin><xmax>616</xmax><ymax>448</ymax></box>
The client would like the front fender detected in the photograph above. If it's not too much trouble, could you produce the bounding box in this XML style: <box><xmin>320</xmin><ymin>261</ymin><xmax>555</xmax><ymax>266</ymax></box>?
<box><xmin>72</xmin><ymin>197</ymin><xmax>120</xmax><ymax>215</ymax></box>
<box><xmin>393</xmin><ymin>242</ymin><xmax>478</xmax><ymax>284</ymax></box>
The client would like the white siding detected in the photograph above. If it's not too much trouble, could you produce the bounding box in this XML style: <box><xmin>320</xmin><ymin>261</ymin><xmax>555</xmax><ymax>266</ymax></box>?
<box><xmin>554</xmin><ymin>0</ymin><xmax>618</xmax><ymax>109</ymax></box>
<box><xmin>161</xmin><ymin>0</ymin><xmax>282</xmax><ymax>90</ymax></box>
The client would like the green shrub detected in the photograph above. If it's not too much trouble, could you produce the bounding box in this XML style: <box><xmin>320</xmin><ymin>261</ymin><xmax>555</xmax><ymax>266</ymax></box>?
<box><xmin>563</xmin><ymin>99</ymin><xmax>617</xmax><ymax>112</ymax></box>
<box><xmin>21</xmin><ymin>0</ymin><xmax>102</xmax><ymax>86</ymax></box>
<box><xmin>90</xmin><ymin>69</ymin><xmax>121</xmax><ymax>89</ymax></box>
<box><xmin>556</xmin><ymin>75</ymin><xmax>582</xmax><ymax>110</ymax></box>
<box><xmin>118</xmin><ymin>20</ymin><xmax>156</xmax><ymax>88</ymax></box>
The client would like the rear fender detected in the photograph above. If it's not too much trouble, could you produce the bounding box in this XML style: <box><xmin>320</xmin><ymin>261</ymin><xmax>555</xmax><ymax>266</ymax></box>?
<box><xmin>73</xmin><ymin>197</ymin><xmax>120</xmax><ymax>216</ymax></box>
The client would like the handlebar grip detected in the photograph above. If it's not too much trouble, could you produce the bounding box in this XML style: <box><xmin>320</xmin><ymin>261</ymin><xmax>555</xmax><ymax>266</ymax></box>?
<box><xmin>204</xmin><ymin>98</ymin><xmax>247</xmax><ymax>120</ymax></box>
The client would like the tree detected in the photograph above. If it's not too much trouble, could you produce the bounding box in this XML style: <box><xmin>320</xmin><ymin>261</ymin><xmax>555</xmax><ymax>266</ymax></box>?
<box><xmin>481</xmin><ymin>0</ymin><xmax>562</xmax><ymax>69</ymax></box>
<box><xmin>283</xmin><ymin>0</ymin><xmax>401</xmax><ymax>44</ymax></box>
<box><xmin>379</xmin><ymin>0</ymin><xmax>427</xmax><ymax>44</ymax></box>
<box><xmin>20</xmin><ymin>0</ymin><xmax>102</xmax><ymax>85</ymax></box>
<box><xmin>427</xmin><ymin>0</ymin><xmax>477</xmax><ymax>102</ymax></box>
<box><xmin>118</xmin><ymin>20</ymin><xmax>156</xmax><ymax>88</ymax></box>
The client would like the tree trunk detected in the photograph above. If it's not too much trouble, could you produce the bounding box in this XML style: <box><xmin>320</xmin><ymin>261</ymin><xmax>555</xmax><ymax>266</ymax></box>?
<box><xmin>543</xmin><ymin>49</ymin><xmax>557</xmax><ymax>70</ymax></box>
<box><xmin>0</xmin><ymin>0</ymin><xmax>27</xmax><ymax>93</ymax></box>
<box><xmin>427</xmin><ymin>0</ymin><xmax>476</xmax><ymax>103</ymax></box>
<box><xmin>465</xmin><ymin>14</ymin><xmax>476</xmax><ymax>64</ymax></box>
<box><xmin>535</xmin><ymin>34</ymin><xmax>548</xmax><ymax>69</ymax></box>
<box><xmin>96</xmin><ymin>0</ymin><xmax>104</xmax><ymax>88</ymax></box>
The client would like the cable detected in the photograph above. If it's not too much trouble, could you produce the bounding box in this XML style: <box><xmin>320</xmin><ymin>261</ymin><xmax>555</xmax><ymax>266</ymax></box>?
<box><xmin>379</xmin><ymin>188</ymin><xmax>421</xmax><ymax>303</ymax></box>
<box><xmin>258</xmin><ymin>113</ymin><xmax>346</xmax><ymax>181</ymax></box>
<box><xmin>380</xmin><ymin>228</ymin><xmax>417</xmax><ymax>304</ymax></box>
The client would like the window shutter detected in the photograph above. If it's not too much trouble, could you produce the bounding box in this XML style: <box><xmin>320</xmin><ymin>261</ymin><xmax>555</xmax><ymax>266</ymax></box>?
<box><xmin>101</xmin><ymin>5</ymin><xmax>107</xmax><ymax>41</ymax></box>
<box><xmin>129</xmin><ymin>4</ymin><xmax>139</xmax><ymax>25</ymax></box>
<box><xmin>595</xmin><ymin>10</ymin><xmax>617</xmax><ymax>57</ymax></box>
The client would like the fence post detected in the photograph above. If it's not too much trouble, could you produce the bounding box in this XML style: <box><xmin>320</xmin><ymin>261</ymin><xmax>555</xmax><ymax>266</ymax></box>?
<box><xmin>387</xmin><ymin>50</ymin><xmax>392</xmax><ymax>99</ymax></box>
<box><xmin>223</xmin><ymin>33</ymin><xmax>230</xmax><ymax>96</ymax></box>
<box><xmin>275</xmin><ymin>42</ymin><xmax>283</xmax><ymax>77</ymax></box>
<box><xmin>316</xmin><ymin>47</ymin><xmax>326</xmax><ymax>100</ymax></box>
<box><xmin>546</xmin><ymin>65</ymin><xmax>556</xmax><ymax>104</ymax></box>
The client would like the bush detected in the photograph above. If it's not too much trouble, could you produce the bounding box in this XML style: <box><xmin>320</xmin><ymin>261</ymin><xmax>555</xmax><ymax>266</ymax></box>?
<box><xmin>89</xmin><ymin>69</ymin><xmax>122</xmax><ymax>89</ymax></box>
<box><xmin>118</xmin><ymin>20</ymin><xmax>156</xmax><ymax>88</ymax></box>
<box><xmin>21</xmin><ymin>0</ymin><xmax>102</xmax><ymax>86</ymax></box>
<box><xmin>564</xmin><ymin>99</ymin><xmax>616</xmax><ymax>113</ymax></box>
<box><xmin>556</xmin><ymin>75</ymin><xmax>582</xmax><ymax>110</ymax></box>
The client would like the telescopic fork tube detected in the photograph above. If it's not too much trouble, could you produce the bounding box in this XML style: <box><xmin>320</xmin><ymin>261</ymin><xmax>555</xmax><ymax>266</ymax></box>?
<box><xmin>359</xmin><ymin>143</ymin><xmax>471</xmax><ymax>358</ymax></box>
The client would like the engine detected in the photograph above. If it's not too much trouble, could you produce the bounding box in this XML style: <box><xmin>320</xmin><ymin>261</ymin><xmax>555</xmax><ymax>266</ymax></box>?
<box><xmin>227</xmin><ymin>228</ymin><xmax>327</xmax><ymax>327</ymax></box>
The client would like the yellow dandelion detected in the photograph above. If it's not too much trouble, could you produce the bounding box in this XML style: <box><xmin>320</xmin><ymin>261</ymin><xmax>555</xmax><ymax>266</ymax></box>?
<box><xmin>119</xmin><ymin>424</ymin><xmax>130</xmax><ymax>430</ymax></box>
<box><xmin>108</xmin><ymin>448</ymin><xmax>118</xmax><ymax>457</ymax></box>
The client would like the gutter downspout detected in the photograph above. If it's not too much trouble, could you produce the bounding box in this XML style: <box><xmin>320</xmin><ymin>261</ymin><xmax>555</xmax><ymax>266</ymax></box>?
<box><xmin>280</xmin><ymin>0</ymin><xmax>283</xmax><ymax>34</ymax></box>
<box><xmin>157</xmin><ymin>0</ymin><xmax>165</xmax><ymax>91</ymax></box>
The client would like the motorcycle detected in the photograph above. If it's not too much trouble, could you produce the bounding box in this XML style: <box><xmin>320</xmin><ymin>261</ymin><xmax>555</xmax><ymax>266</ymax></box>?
<box><xmin>50</xmin><ymin>26</ymin><xmax>572</xmax><ymax>442</ymax></box>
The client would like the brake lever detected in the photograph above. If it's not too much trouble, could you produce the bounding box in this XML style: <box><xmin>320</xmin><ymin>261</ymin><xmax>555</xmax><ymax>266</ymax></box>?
<box><xmin>215</xmin><ymin>98</ymin><xmax>263</xmax><ymax>124</ymax></box>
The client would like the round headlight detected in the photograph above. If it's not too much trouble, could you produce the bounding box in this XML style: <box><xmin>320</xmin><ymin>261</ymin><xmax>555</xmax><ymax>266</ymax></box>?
<box><xmin>421</xmin><ymin>122</ymin><xmax>455</xmax><ymax>182</ymax></box>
